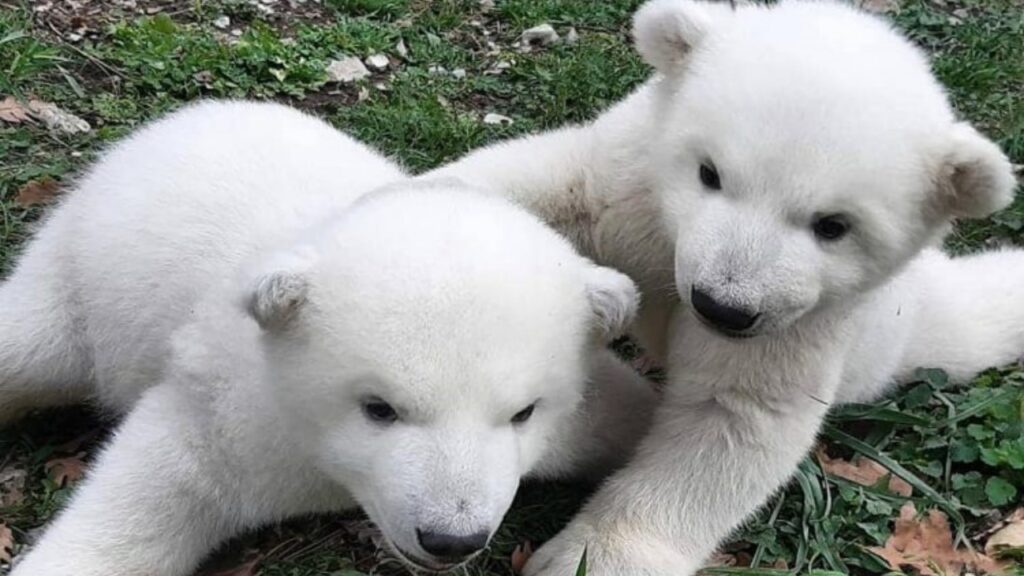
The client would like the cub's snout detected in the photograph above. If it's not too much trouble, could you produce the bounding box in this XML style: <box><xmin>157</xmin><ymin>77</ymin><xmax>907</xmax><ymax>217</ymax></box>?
<box><xmin>690</xmin><ymin>286</ymin><xmax>761</xmax><ymax>337</ymax></box>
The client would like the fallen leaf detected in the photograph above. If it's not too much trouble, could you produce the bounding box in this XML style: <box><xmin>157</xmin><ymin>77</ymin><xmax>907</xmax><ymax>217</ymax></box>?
<box><xmin>510</xmin><ymin>541</ymin><xmax>533</xmax><ymax>574</ymax></box>
<box><xmin>703</xmin><ymin>552</ymin><xmax>737</xmax><ymax>567</ymax></box>
<box><xmin>27</xmin><ymin>100</ymin><xmax>91</xmax><ymax>134</ymax></box>
<box><xmin>816</xmin><ymin>446</ymin><xmax>913</xmax><ymax>497</ymax></box>
<box><xmin>868</xmin><ymin>502</ymin><xmax>1007</xmax><ymax>575</ymax></box>
<box><xmin>0</xmin><ymin>523</ymin><xmax>13</xmax><ymax>563</ymax></box>
<box><xmin>45</xmin><ymin>452</ymin><xmax>88</xmax><ymax>487</ymax></box>
<box><xmin>0</xmin><ymin>96</ymin><xmax>34</xmax><ymax>124</ymax></box>
<box><xmin>0</xmin><ymin>97</ymin><xmax>90</xmax><ymax>133</ymax></box>
<box><xmin>206</xmin><ymin>558</ymin><xmax>260</xmax><ymax>576</ymax></box>
<box><xmin>0</xmin><ymin>466</ymin><xmax>27</xmax><ymax>507</ymax></box>
<box><xmin>16</xmin><ymin>177</ymin><xmax>62</xmax><ymax>207</ymax></box>
<box><xmin>986</xmin><ymin>508</ymin><xmax>1024</xmax><ymax>560</ymax></box>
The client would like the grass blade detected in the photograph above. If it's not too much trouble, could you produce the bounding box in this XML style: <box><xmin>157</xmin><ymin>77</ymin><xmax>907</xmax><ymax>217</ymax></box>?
<box><xmin>822</xmin><ymin>425</ymin><xmax>965</xmax><ymax>530</ymax></box>
<box><xmin>574</xmin><ymin>547</ymin><xmax>587</xmax><ymax>576</ymax></box>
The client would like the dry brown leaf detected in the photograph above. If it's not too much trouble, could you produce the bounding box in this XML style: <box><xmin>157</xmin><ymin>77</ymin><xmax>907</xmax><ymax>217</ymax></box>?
<box><xmin>27</xmin><ymin>100</ymin><xmax>91</xmax><ymax>134</ymax></box>
<box><xmin>0</xmin><ymin>523</ymin><xmax>13</xmax><ymax>563</ymax></box>
<box><xmin>704</xmin><ymin>552</ymin><xmax>737</xmax><ymax>567</ymax></box>
<box><xmin>986</xmin><ymin>508</ymin><xmax>1024</xmax><ymax>560</ymax></box>
<box><xmin>16</xmin><ymin>177</ymin><xmax>62</xmax><ymax>207</ymax></box>
<box><xmin>816</xmin><ymin>446</ymin><xmax>913</xmax><ymax>497</ymax></box>
<box><xmin>510</xmin><ymin>541</ymin><xmax>533</xmax><ymax>574</ymax></box>
<box><xmin>868</xmin><ymin>502</ymin><xmax>1008</xmax><ymax>575</ymax></box>
<box><xmin>45</xmin><ymin>452</ymin><xmax>88</xmax><ymax>487</ymax></box>
<box><xmin>0</xmin><ymin>97</ymin><xmax>90</xmax><ymax>133</ymax></box>
<box><xmin>0</xmin><ymin>466</ymin><xmax>27</xmax><ymax>507</ymax></box>
<box><xmin>0</xmin><ymin>96</ymin><xmax>34</xmax><ymax>124</ymax></box>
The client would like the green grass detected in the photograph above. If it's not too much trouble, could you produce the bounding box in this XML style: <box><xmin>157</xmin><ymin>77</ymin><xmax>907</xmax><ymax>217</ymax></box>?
<box><xmin>0</xmin><ymin>0</ymin><xmax>1022</xmax><ymax>574</ymax></box>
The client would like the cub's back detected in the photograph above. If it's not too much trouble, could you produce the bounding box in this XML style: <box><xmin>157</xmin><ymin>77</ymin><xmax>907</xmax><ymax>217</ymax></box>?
<box><xmin>46</xmin><ymin>101</ymin><xmax>404</xmax><ymax>406</ymax></box>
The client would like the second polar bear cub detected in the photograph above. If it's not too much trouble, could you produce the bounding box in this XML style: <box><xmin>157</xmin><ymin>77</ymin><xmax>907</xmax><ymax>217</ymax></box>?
<box><xmin>0</xmin><ymin>102</ymin><xmax>651</xmax><ymax>576</ymax></box>
<box><xmin>436</xmin><ymin>1</ymin><xmax>1021</xmax><ymax>575</ymax></box>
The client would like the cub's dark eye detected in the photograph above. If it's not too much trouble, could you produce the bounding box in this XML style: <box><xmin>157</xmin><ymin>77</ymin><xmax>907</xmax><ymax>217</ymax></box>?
<box><xmin>813</xmin><ymin>214</ymin><xmax>851</xmax><ymax>241</ymax></box>
<box><xmin>511</xmin><ymin>403</ymin><xmax>537</xmax><ymax>425</ymax></box>
<box><xmin>699</xmin><ymin>162</ymin><xmax>721</xmax><ymax>191</ymax></box>
<box><xmin>362</xmin><ymin>398</ymin><xmax>399</xmax><ymax>424</ymax></box>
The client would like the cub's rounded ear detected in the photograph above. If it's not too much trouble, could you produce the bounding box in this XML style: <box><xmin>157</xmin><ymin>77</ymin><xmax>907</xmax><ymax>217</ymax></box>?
<box><xmin>248</xmin><ymin>271</ymin><xmax>310</xmax><ymax>331</ymax></box>
<box><xmin>585</xmin><ymin>266</ymin><xmax>641</xmax><ymax>339</ymax></box>
<box><xmin>934</xmin><ymin>123</ymin><xmax>1017</xmax><ymax>219</ymax></box>
<box><xmin>633</xmin><ymin>0</ymin><xmax>731</xmax><ymax>74</ymax></box>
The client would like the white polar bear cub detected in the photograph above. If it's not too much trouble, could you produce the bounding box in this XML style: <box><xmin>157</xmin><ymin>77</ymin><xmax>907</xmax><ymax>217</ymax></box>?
<box><xmin>0</xmin><ymin>101</ymin><xmax>656</xmax><ymax>576</ymax></box>
<box><xmin>436</xmin><ymin>1</ymin><xmax>1022</xmax><ymax>575</ymax></box>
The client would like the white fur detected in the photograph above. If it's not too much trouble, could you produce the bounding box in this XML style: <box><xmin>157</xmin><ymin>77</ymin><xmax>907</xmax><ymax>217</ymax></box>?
<box><xmin>433</xmin><ymin>1</ymin><xmax>1021</xmax><ymax>574</ymax></box>
<box><xmin>0</xmin><ymin>101</ymin><xmax>659</xmax><ymax>575</ymax></box>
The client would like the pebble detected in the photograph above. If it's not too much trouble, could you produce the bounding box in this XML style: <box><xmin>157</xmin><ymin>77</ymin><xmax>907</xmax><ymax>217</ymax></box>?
<box><xmin>483</xmin><ymin>113</ymin><xmax>513</xmax><ymax>126</ymax></box>
<box><xmin>326</xmin><ymin>57</ymin><xmax>370</xmax><ymax>83</ymax></box>
<box><xmin>522</xmin><ymin>23</ymin><xmax>559</xmax><ymax>46</ymax></box>
<box><xmin>365</xmin><ymin>54</ymin><xmax>389</xmax><ymax>71</ymax></box>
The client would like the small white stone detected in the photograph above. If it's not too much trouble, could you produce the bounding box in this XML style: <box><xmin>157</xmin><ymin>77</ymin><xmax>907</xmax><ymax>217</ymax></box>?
<box><xmin>395</xmin><ymin>39</ymin><xmax>409</xmax><ymax>59</ymax></box>
<box><xmin>358</xmin><ymin>87</ymin><xmax>370</xmax><ymax>101</ymax></box>
<box><xmin>565</xmin><ymin>27</ymin><xmax>579</xmax><ymax>45</ymax></box>
<box><xmin>483</xmin><ymin>113</ymin><xmax>513</xmax><ymax>126</ymax></box>
<box><xmin>451</xmin><ymin>68</ymin><xmax>467</xmax><ymax>79</ymax></box>
<box><xmin>522</xmin><ymin>23</ymin><xmax>559</xmax><ymax>46</ymax></box>
<box><xmin>428</xmin><ymin>65</ymin><xmax>447</xmax><ymax>75</ymax></box>
<box><xmin>479</xmin><ymin>0</ymin><xmax>495</xmax><ymax>11</ymax></box>
<box><xmin>365</xmin><ymin>54</ymin><xmax>389</xmax><ymax>71</ymax></box>
<box><xmin>326</xmin><ymin>57</ymin><xmax>370</xmax><ymax>83</ymax></box>
<box><xmin>213</xmin><ymin>15</ymin><xmax>230</xmax><ymax>29</ymax></box>
<box><xmin>230</xmin><ymin>28</ymin><xmax>243</xmax><ymax>37</ymax></box>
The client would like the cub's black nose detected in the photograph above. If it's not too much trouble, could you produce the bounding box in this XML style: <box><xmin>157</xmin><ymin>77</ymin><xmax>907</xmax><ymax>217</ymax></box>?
<box><xmin>690</xmin><ymin>287</ymin><xmax>759</xmax><ymax>333</ymax></box>
<box><xmin>416</xmin><ymin>529</ymin><xmax>489</xmax><ymax>561</ymax></box>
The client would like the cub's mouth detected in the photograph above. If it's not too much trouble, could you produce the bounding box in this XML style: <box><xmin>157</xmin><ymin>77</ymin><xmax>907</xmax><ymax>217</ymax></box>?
<box><xmin>388</xmin><ymin>542</ymin><xmax>472</xmax><ymax>574</ymax></box>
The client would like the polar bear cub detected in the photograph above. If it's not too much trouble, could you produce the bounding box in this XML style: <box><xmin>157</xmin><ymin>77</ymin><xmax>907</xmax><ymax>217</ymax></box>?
<box><xmin>0</xmin><ymin>101</ymin><xmax>655</xmax><ymax>576</ymax></box>
<box><xmin>435</xmin><ymin>1</ymin><xmax>1021</xmax><ymax>575</ymax></box>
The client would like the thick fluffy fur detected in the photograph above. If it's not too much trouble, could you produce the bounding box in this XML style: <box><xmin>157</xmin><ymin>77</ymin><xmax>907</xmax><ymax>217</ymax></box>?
<box><xmin>0</xmin><ymin>102</ymin><xmax>659</xmax><ymax>575</ymax></box>
<box><xmin>433</xmin><ymin>1</ymin><xmax>1022</xmax><ymax>574</ymax></box>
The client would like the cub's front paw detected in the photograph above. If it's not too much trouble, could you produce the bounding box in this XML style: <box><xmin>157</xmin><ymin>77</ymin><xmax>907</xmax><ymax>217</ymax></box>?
<box><xmin>523</xmin><ymin>518</ymin><xmax>697</xmax><ymax>576</ymax></box>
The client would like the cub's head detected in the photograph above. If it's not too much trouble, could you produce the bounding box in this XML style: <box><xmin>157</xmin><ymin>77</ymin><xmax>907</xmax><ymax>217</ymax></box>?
<box><xmin>242</xmin><ymin>182</ymin><xmax>637</xmax><ymax>571</ymax></box>
<box><xmin>635</xmin><ymin>0</ymin><xmax>1016</xmax><ymax>336</ymax></box>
